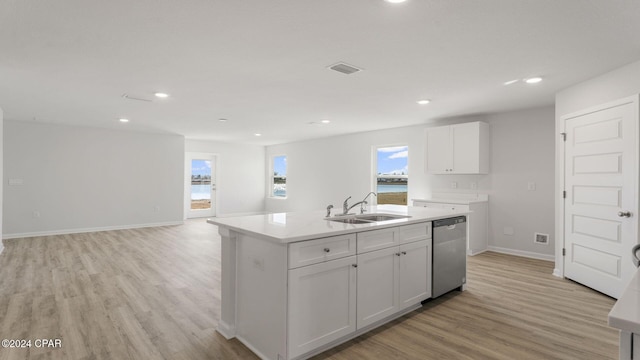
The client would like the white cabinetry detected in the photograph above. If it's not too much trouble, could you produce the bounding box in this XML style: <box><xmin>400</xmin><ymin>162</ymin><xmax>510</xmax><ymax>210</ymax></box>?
<box><xmin>413</xmin><ymin>197</ymin><xmax>488</xmax><ymax>255</ymax></box>
<box><xmin>425</xmin><ymin>121</ymin><xmax>489</xmax><ymax>174</ymax></box>
<box><xmin>356</xmin><ymin>223</ymin><xmax>432</xmax><ymax>329</ymax></box>
<box><xmin>288</xmin><ymin>255</ymin><xmax>357</xmax><ymax>359</ymax></box>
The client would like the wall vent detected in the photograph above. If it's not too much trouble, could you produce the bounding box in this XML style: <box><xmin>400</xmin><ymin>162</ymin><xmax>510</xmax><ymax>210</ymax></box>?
<box><xmin>328</xmin><ymin>62</ymin><xmax>362</xmax><ymax>75</ymax></box>
<box><xmin>534</xmin><ymin>232</ymin><xmax>549</xmax><ymax>245</ymax></box>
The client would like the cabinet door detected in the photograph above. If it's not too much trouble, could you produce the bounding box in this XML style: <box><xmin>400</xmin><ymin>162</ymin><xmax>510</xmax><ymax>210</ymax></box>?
<box><xmin>288</xmin><ymin>256</ymin><xmax>357</xmax><ymax>359</ymax></box>
<box><xmin>451</xmin><ymin>122</ymin><xmax>479</xmax><ymax>174</ymax></box>
<box><xmin>634</xmin><ymin>333</ymin><xmax>640</xmax><ymax>359</ymax></box>
<box><xmin>399</xmin><ymin>240</ymin><xmax>431</xmax><ymax>308</ymax></box>
<box><xmin>425</xmin><ymin>125</ymin><xmax>452</xmax><ymax>173</ymax></box>
<box><xmin>356</xmin><ymin>246</ymin><xmax>399</xmax><ymax>329</ymax></box>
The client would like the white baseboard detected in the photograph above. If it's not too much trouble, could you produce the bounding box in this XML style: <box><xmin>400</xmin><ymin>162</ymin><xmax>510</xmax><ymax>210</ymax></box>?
<box><xmin>552</xmin><ymin>268</ymin><xmax>563</xmax><ymax>278</ymax></box>
<box><xmin>2</xmin><ymin>221</ymin><xmax>185</xmax><ymax>240</ymax></box>
<box><xmin>487</xmin><ymin>246</ymin><xmax>555</xmax><ymax>262</ymax></box>
<box><xmin>216</xmin><ymin>321</ymin><xmax>236</xmax><ymax>340</ymax></box>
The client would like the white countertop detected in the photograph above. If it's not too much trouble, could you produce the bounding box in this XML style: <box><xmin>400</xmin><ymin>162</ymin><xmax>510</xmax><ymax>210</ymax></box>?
<box><xmin>412</xmin><ymin>198</ymin><xmax>488</xmax><ymax>205</ymax></box>
<box><xmin>609</xmin><ymin>269</ymin><xmax>640</xmax><ymax>333</ymax></box>
<box><xmin>207</xmin><ymin>204</ymin><xmax>469</xmax><ymax>243</ymax></box>
<box><xmin>412</xmin><ymin>192</ymin><xmax>489</xmax><ymax>205</ymax></box>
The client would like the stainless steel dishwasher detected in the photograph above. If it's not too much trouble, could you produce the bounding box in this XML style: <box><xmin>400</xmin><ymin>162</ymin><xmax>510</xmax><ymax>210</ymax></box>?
<box><xmin>432</xmin><ymin>216</ymin><xmax>467</xmax><ymax>298</ymax></box>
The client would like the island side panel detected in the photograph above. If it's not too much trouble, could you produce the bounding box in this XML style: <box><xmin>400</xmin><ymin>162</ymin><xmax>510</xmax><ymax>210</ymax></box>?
<box><xmin>236</xmin><ymin>233</ymin><xmax>288</xmax><ymax>360</ymax></box>
<box><xmin>217</xmin><ymin>227</ymin><xmax>237</xmax><ymax>338</ymax></box>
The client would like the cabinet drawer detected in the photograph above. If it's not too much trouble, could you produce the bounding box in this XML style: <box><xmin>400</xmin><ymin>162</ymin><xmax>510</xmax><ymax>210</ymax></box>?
<box><xmin>399</xmin><ymin>222</ymin><xmax>432</xmax><ymax>244</ymax></box>
<box><xmin>357</xmin><ymin>227</ymin><xmax>399</xmax><ymax>254</ymax></box>
<box><xmin>288</xmin><ymin>234</ymin><xmax>356</xmax><ymax>269</ymax></box>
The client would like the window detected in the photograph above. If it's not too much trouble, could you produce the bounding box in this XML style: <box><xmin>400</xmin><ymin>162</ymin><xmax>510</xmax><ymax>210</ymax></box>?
<box><xmin>272</xmin><ymin>155</ymin><xmax>287</xmax><ymax>197</ymax></box>
<box><xmin>376</xmin><ymin>146</ymin><xmax>408</xmax><ymax>205</ymax></box>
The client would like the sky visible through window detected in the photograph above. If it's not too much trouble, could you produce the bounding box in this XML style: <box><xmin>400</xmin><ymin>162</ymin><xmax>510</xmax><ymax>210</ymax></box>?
<box><xmin>273</xmin><ymin>156</ymin><xmax>287</xmax><ymax>176</ymax></box>
<box><xmin>377</xmin><ymin>146</ymin><xmax>408</xmax><ymax>175</ymax></box>
<box><xmin>191</xmin><ymin>159</ymin><xmax>211</xmax><ymax>176</ymax></box>
<box><xmin>273</xmin><ymin>155</ymin><xmax>287</xmax><ymax>197</ymax></box>
<box><xmin>377</xmin><ymin>146</ymin><xmax>408</xmax><ymax>205</ymax></box>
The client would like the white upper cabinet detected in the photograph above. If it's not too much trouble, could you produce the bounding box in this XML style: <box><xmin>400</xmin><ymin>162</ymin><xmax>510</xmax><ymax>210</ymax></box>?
<box><xmin>425</xmin><ymin>121</ymin><xmax>489</xmax><ymax>174</ymax></box>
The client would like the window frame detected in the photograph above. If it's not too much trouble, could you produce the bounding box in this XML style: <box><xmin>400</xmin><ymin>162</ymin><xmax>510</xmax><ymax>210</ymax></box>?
<box><xmin>270</xmin><ymin>154</ymin><xmax>287</xmax><ymax>199</ymax></box>
<box><xmin>373</xmin><ymin>144</ymin><xmax>409</xmax><ymax>206</ymax></box>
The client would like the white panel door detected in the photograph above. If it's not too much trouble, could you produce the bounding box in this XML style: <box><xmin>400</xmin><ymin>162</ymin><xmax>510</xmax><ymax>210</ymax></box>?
<box><xmin>564</xmin><ymin>98</ymin><xmax>638</xmax><ymax>298</ymax></box>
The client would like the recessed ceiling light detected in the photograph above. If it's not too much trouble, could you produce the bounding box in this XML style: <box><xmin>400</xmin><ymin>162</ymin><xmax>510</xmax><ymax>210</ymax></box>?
<box><xmin>503</xmin><ymin>79</ymin><xmax>519</xmax><ymax>85</ymax></box>
<box><xmin>385</xmin><ymin>0</ymin><xmax>407</xmax><ymax>3</ymax></box>
<box><xmin>218</xmin><ymin>118</ymin><xmax>228</xmax><ymax>122</ymax></box>
<box><xmin>119</xmin><ymin>118</ymin><xmax>129</xmax><ymax>123</ymax></box>
<box><xmin>321</xmin><ymin>119</ymin><xmax>331</xmax><ymax>124</ymax></box>
<box><xmin>254</xmin><ymin>133</ymin><xmax>262</xmax><ymax>137</ymax></box>
<box><xmin>417</xmin><ymin>99</ymin><xmax>431</xmax><ymax>105</ymax></box>
<box><xmin>154</xmin><ymin>92</ymin><xmax>169</xmax><ymax>98</ymax></box>
<box><xmin>525</xmin><ymin>77</ymin><xmax>543</xmax><ymax>84</ymax></box>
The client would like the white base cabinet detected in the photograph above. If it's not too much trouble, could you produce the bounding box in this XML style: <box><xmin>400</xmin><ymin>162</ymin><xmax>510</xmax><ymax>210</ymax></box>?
<box><xmin>288</xmin><ymin>256</ymin><xmax>357</xmax><ymax>359</ymax></box>
<box><xmin>356</xmin><ymin>223</ymin><xmax>432</xmax><ymax>329</ymax></box>
<box><xmin>221</xmin><ymin>221</ymin><xmax>434</xmax><ymax>360</ymax></box>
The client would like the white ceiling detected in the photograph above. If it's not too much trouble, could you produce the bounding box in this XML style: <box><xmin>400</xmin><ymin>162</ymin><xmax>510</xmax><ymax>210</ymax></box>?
<box><xmin>2</xmin><ymin>0</ymin><xmax>640</xmax><ymax>146</ymax></box>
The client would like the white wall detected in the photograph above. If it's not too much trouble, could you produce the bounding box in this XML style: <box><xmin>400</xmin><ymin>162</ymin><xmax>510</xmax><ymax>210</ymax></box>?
<box><xmin>185</xmin><ymin>139</ymin><xmax>265</xmax><ymax>216</ymax></box>
<box><xmin>265</xmin><ymin>106</ymin><xmax>556</xmax><ymax>259</ymax></box>
<box><xmin>0</xmin><ymin>107</ymin><xmax>3</xmax><ymax>252</ymax></box>
<box><xmin>3</xmin><ymin>121</ymin><xmax>185</xmax><ymax>238</ymax></box>
<box><xmin>554</xmin><ymin>59</ymin><xmax>640</xmax><ymax>275</ymax></box>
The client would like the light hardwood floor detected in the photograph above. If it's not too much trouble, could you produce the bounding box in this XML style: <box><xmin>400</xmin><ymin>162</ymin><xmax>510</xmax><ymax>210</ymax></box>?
<box><xmin>0</xmin><ymin>220</ymin><xmax>618</xmax><ymax>360</ymax></box>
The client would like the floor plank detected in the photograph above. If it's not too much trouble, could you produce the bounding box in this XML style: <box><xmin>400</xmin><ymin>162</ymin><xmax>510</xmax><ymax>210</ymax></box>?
<box><xmin>0</xmin><ymin>220</ymin><xmax>618</xmax><ymax>359</ymax></box>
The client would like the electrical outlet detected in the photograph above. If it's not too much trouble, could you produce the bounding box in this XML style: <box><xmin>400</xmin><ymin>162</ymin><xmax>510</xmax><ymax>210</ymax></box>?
<box><xmin>32</xmin><ymin>210</ymin><xmax>41</xmax><ymax>219</ymax></box>
<box><xmin>154</xmin><ymin>205</ymin><xmax>160</xmax><ymax>213</ymax></box>
<box><xmin>527</xmin><ymin>182</ymin><xmax>536</xmax><ymax>191</ymax></box>
<box><xmin>470</xmin><ymin>182</ymin><xmax>477</xmax><ymax>189</ymax></box>
<box><xmin>503</xmin><ymin>227</ymin><xmax>514</xmax><ymax>236</ymax></box>
<box><xmin>451</xmin><ymin>181</ymin><xmax>458</xmax><ymax>189</ymax></box>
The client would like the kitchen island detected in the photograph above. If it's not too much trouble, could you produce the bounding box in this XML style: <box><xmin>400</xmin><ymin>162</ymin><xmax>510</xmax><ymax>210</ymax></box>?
<box><xmin>208</xmin><ymin>205</ymin><xmax>468</xmax><ymax>360</ymax></box>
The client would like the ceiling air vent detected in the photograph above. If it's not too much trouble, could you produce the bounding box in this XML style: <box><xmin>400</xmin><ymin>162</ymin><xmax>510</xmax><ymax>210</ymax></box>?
<box><xmin>328</xmin><ymin>62</ymin><xmax>362</xmax><ymax>75</ymax></box>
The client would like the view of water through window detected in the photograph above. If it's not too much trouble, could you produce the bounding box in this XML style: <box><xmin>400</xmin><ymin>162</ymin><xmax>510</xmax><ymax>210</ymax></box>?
<box><xmin>376</xmin><ymin>146</ymin><xmax>408</xmax><ymax>205</ymax></box>
<box><xmin>273</xmin><ymin>155</ymin><xmax>287</xmax><ymax>197</ymax></box>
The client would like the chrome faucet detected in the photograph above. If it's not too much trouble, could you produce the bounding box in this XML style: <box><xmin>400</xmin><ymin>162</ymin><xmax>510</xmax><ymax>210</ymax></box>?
<box><xmin>360</xmin><ymin>192</ymin><xmax>377</xmax><ymax>213</ymax></box>
<box><xmin>341</xmin><ymin>192</ymin><xmax>378</xmax><ymax>215</ymax></box>
<box><xmin>326</xmin><ymin>204</ymin><xmax>334</xmax><ymax>217</ymax></box>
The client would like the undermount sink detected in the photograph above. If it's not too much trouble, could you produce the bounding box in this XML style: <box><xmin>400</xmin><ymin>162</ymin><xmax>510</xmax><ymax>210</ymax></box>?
<box><xmin>327</xmin><ymin>218</ymin><xmax>373</xmax><ymax>224</ymax></box>
<box><xmin>326</xmin><ymin>213</ymin><xmax>411</xmax><ymax>224</ymax></box>
<box><xmin>356</xmin><ymin>214</ymin><xmax>410</xmax><ymax>222</ymax></box>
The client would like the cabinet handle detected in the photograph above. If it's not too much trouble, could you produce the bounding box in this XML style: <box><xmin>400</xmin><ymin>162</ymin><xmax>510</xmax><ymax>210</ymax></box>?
<box><xmin>352</xmin><ymin>264</ymin><xmax>358</xmax><ymax>268</ymax></box>
<box><xmin>401</xmin><ymin>251</ymin><xmax>407</xmax><ymax>255</ymax></box>
<box><xmin>324</xmin><ymin>248</ymin><xmax>330</xmax><ymax>253</ymax></box>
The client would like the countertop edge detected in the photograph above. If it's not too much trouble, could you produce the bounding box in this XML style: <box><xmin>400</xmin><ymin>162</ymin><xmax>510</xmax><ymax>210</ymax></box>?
<box><xmin>207</xmin><ymin>210</ymin><xmax>470</xmax><ymax>244</ymax></box>
<box><xmin>608</xmin><ymin>270</ymin><xmax>640</xmax><ymax>334</ymax></box>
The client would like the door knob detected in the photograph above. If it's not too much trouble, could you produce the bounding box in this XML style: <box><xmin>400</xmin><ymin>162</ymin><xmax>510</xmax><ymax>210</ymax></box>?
<box><xmin>618</xmin><ymin>211</ymin><xmax>632</xmax><ymax>218</ymax></box>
